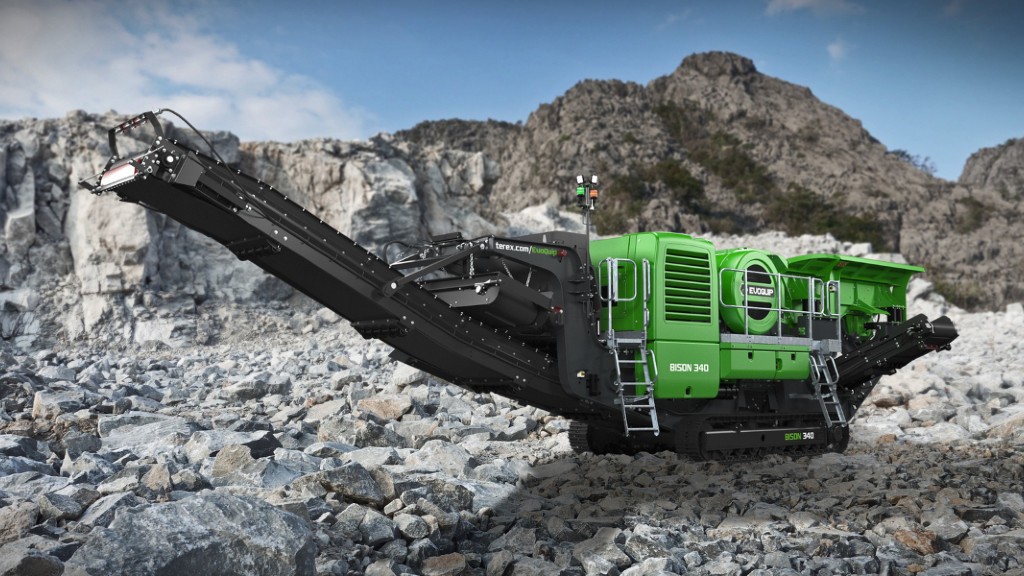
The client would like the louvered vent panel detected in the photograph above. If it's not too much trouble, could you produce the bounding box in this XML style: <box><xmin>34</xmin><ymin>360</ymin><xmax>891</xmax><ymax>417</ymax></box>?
<box><xmin>664</xmin><ymin>248</ymin><xmax>712</xmax><ymax>323</ymax></box>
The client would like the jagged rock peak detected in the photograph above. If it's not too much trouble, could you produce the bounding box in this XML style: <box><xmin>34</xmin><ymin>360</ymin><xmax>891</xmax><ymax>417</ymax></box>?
<box><xmin>396</xmin><ymin>118</ymin><xmax>519</xmax><ymax>154</ymax></box>
<box><xmin>959</xmin><ymin>137</ymin><xmax>1024</xmax><ymax>196</ymax></box>
<box><xmin>678</xmin><ymin>51</ymin><xmax>758</xmax><ymax>78</ymax></box>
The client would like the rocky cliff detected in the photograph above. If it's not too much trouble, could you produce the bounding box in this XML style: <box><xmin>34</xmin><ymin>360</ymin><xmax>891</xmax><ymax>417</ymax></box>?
<box><xmin>960</xmin><ymin>137</ymin><xmax>1024</xmax><ymax>193</ymax></box>
<box><xmin>403</xmin><ymin>52</ymin><xmax>1023</xmax><ymax>311</ymax></box>
<box><xmin>0</xmin><ymin>52</ymin><xmax>1021</xmax><ymax>350</ymax></box>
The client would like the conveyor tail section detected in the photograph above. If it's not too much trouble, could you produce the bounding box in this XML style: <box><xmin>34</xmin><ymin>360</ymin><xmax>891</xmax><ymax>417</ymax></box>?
<box><xmin>834</xmin><ymin>314</ymin><xmax>958</xmax><ymax>390</ymax></box>
<box><xmin>80</xmin><ymin>130</ymin><xmax>579</xmax><ymax>413</ymax></box>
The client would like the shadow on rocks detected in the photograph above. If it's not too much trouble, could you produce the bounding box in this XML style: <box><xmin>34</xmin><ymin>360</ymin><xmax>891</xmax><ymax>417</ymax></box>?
<box><xmin>474</xmin><ymin>440</ymin><xmax>1024</xmax><ymax>576</ymax></box>
<box><xmin>4</xmin><ymin>338</ymin><xmax>1024</xmax><ymax>576</ymax></box>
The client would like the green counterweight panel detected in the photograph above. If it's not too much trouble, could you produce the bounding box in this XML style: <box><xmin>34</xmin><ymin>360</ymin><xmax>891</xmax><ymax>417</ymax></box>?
<box><xmin>720</xmin><ymin>343</ymin><xmax>810</xmax><ymax>381</ymax></box>
<box><xmin>652</xmin><ymin>341</ymin><xmax>720</xmax><ymax>398</ymax></box>
<box><xmin>777</xmin><ymin>348</ymin><xmax>810</xmax><ymax>380</ymax></box>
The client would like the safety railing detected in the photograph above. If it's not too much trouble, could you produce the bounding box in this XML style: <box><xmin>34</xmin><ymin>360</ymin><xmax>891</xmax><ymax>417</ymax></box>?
<box><xmin>598</xmin><ymin>257</ymin><xmax>651</xmax><ymax>343</ymax></box>
<box><xmin>718</xmin><ymin>267</ymin><xmax>841</xmax><ymax>342</ymax></box>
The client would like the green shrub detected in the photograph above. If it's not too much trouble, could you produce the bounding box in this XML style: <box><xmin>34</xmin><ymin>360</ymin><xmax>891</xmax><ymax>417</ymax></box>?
<box><xmin>608</xmin><ymin>172</ymin><xmax>647</xmax><ymax>205</ymax></box>
<box><xmin>593</xmin><ymin>209</ymin><xmax>630</xmax><ymax>235</ymax></box>
<box><xmin>955</xmin><ymin>197</ymin><xmax>987</xmax><ymax>233</ymax></box>
<box><xmin>888</xmin><ymin>149</ymin><xmax>937</xmax><ymax>175</ymax></box>
<box><xmin>653</xmin><ymin>98</ymin><xmax>893</xmax><ymax>245</ymax></box>
<box><xmin>690</xmin><ymin>135</ymin><xmax>776</xmax><ymax>202</ymax></box>
<box><xmin>653</xmin><ymin>101</ymin><xmax>712</xmax><ymax>144</ymax></box>
<box><xmin>765</xmin><ymin>183</ymin><xmax>890</xmax><ymax>250</ymax></box>
<box><xmin>593</xmin><ymin>160</ymin><xmax>706</xmax><ymax>234</ymax></box>
<box><xmin>932</xmin><ymin>277</ymin><xmax>985</xmax><ymax>310</ymax></box>
<box><xmin>593</xmin><ymin>172</ymin><xmax>646</xmax><ymax>234</ymax></box>
<box><xmin>649</xmin><ymin>160</ymin><xmax>704</xmax><ymax>208</ymax></box>
<box><xmin>654</xmin><ymin>101</ymin><xmax>775</xmax><ymax>203</ymax></box>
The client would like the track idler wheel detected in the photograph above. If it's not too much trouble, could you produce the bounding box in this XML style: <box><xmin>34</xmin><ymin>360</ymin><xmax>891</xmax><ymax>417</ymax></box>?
<box><xmin>569</xmin><ymin>421</ymin><xmax>641</xmax><ymax>455</ymax></box>
<box><xmin>829</xmin><ymin>424</ymin><xmax>850</xmax><ymax>454</ymax></box>
<box><xmin>569</xmin><ymin>420</ymin><xmax>593</xmax><ymax>454</ymax></box>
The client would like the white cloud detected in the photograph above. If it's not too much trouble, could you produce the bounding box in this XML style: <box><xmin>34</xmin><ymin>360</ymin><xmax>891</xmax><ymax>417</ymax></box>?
<box><xmin>943</xmin><ymin>0</ymin><xmax>964</xmax><ymax>17</ymax></box>
<box><xmin>765</xmin><ymin>0</ymin><xmax>864</xmax><ymax>16</ymax></box>
<box><xmin>656</xmin><ymin>10</ymin><xmax>691</xmax><ymax>31</ymax></box>
<box><xmin>827</xmin><ymin>38</ymin><xmax>849</xmax><ymax>62</ymax></box>
<box><xmin>0</xmin><ymin>0</ymin><xmax>371</xmax><ymax>141</ymax></box>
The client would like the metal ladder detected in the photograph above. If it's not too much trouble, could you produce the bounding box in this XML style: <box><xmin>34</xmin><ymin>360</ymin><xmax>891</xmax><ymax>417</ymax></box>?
<box><xmin>613</xmin><ymin>337</ymin><xmax>660</xmax><ymax>436</ymax></box>
<box><xmin>810</xmin><ymin>351</ymin><xmax>846</xmax><ymax>427</ymax></box>
<box><xmin>600</xmin><ymin>258</ymin><xmax>659</xmax><ymax>437</ymax></box>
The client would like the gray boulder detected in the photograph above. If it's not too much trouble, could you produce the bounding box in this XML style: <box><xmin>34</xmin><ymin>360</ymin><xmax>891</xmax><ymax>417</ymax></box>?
<box><xmin>32</xmin><ymin>389</ymin><xmax>93</xmax><ymax>420</ymax></box>
<box><xmin>99</xmin><ymin>415</ymin><xmax>198</xmax><ymax>459</ymax></box>
<box><xmin>0</xmin><ymin>455</ymin><xmax>54</xmax><ymax>476</ymax></box>
<box><xmin>403</xmin><ymin>440</ymin><xmax>476</xmax><ymax>476</ymax></box>
<box><xmin>0</xmin><ymin>473</ymin><xmax>72</xmax><ymax>500</ymax></box>
<box><xmin>65</xmin><ymin>491</ymin><xmax>315</xmax><ymax>575</ymax></box>
<box><xmin>310</xmin><ymin>462</ymin><xmax>386</xmax><ymax>506</ymax></box>
<box><xmin>184</xmin><ymin>429</ymin><xmax>282</xmax><ymax>462</ymax></box>
<box><xmin>0</xmin><ymin>435</ymin><xmax>46</xmax><ymax>461</ymax></box>
<box><xmin>37</xmin><ymin>492</ymin><xmax>84</xmax><ymax>521</ymax></box>
<box><xmin>0</xmin><ymin>502</ymin><xmax>39</xmax><ymax>546</ymax></box>
<box><xmin>78</xmin><ymin>492</ymin><xmax>142</xmax><ymax>528</ymax></box>
<box><xmin>0</xmin><ymin>536</ymin><xmax>65</xmax><ymax>576</ymax></box>
<box><xmin>208</xmin><ymin>444</ymin><xmax>302</xmax><ymax>489</ymax></box>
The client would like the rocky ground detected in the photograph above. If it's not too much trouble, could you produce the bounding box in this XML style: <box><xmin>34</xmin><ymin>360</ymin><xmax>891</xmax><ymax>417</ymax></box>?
<box><xmin>1</xmin><ymin>227</ymin><xmax>1023</xmax><ymax>576</ymax></box>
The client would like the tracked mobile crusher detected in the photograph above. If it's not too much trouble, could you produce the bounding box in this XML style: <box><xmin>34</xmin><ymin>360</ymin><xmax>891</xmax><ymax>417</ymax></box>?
<box><xmin>81</xmin><ymin>112</ymin><xmax>958</xmax><ymax>460</ymax></box>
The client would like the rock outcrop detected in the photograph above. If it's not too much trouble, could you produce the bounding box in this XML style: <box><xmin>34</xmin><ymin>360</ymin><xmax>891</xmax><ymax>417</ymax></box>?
<box><xmin>0</xmin><ymin>50</ymin><xmax>1021</xmax><ymax>349</ymax></box>
<box><xmin>960</xmin><ymin>137</ymin><xmax>1024</xmax><ymax>194</ymax></box>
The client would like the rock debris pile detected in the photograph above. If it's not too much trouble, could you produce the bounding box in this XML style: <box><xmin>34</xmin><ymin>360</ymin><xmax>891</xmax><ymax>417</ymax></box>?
<box><xmin>1</xmin><ymin>250</ymin><xmax>1023</xmax><ymax>575</ymax></box>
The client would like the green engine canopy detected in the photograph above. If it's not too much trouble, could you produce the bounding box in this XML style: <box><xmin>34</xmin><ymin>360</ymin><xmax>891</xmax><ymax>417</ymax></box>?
<box><xmin>716</xmin><ymin>249</ymin><xmax>787</xmax><ymax>335</ymax></box>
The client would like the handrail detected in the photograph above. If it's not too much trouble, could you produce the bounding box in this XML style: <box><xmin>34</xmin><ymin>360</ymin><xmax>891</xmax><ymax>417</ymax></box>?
<box><xmin>718</xmin><ymin>267</ymin><xmax>842</xmax><ymax>341</ymax></box>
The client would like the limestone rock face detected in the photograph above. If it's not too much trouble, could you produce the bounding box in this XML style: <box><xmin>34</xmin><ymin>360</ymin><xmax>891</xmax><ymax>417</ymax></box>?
<box><xmin>0</xmin><ymin>51</ymin><xmax>1021</xmax><ymax>350</ymax></box>
<box><xmin>960</xmin><ymin>137</ymin><xmax>1024</xmax><ymax>193</ymax></box>
<box><xmin>490</xmin><ymin>79</ymin><xmax>676</xmax><ymax>212</ymax></box>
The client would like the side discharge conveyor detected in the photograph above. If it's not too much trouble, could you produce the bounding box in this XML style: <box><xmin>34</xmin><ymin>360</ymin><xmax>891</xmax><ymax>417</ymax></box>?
<box><xmin>80</xmin><ymin>111</ymin><xmax>958</xmax><ymax>460</ymax></box>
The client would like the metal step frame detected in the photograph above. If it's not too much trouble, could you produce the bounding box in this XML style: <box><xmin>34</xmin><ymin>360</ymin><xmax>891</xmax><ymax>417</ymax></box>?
<box><xmin>810</xmin><ymin>351</ymin><xmax>846</xmax><ymax>428</ymax></box>
<box><xmin>599</xmin><ymin>257</ymin><xmax>660</xmax><ymax>437</ymax></box>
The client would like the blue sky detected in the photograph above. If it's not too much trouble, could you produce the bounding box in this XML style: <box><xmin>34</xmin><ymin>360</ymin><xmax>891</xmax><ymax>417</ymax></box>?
<box><xmin>1</xmin><ymin>0</ymin><xmax>1021</xmax><ymax>180</ymax></box>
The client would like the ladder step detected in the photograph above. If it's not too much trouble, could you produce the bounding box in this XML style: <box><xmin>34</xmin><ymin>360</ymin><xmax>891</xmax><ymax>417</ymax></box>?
<box><xmin>603</xmin><ymin>300</ymin><xmax>660</xmax><ymax>437</ymax></box>
<box><xmin>617</xmin><ymin>400</ymin><xmax>655</xmax><ymax>408</ymax></box>
<box><xmin>625</xmin><ymin>394</ymin><xmax>651</xmax><ymax>400</ymax></box>
<box><xmin>811</xmin><ymin>351</ymin><xmax>847</xmax><ymax>428</ymax></box>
